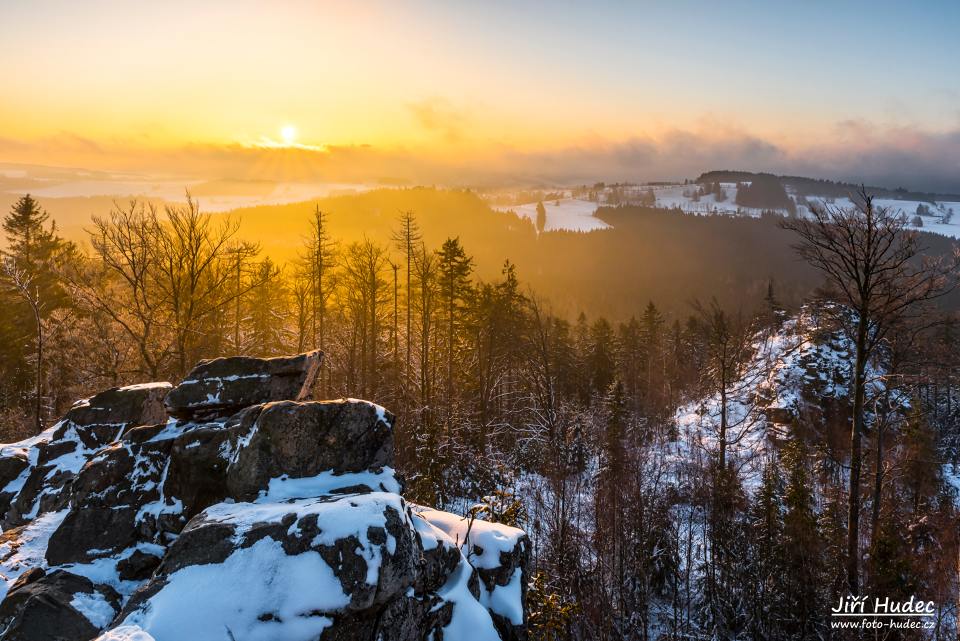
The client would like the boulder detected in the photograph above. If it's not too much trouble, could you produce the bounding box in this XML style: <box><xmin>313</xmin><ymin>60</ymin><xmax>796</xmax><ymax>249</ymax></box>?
<box><xmin>0</xmin><ymin>455</ymin><xmax>28</xmax><ymax>497</ymax></box>
<box><xmin>162</xmin><ymin>407</ymin><xmax>261</xmax><ymax>520</ymax></box>
<box><xmin>44</xmin><ymin>434</ymin><xmax>174</xmax><ymax>566</ymax></box>
<box><xmin>413</xmin><ymin>507</ymin><xmax>530</xmax><ymax>640</ymax></box>
<box><xmin>225</xmin><ymin>399</ymin><xmax>394</xmax><ymax>500</ymax></box>
<box><xmin>163</xmin><ymin>351</ymin><xmax>322</xmax><ymax>420</ymax></box>
<box><xmin>53</xmin><ymin>383</ymin><xmax>171</xmax><ymax>447</ymax></box>
<box><xmin>0</xmin><ymin>569</ymin><xmax>121</xmax><ymax>641</ymax></box>
<box><xmin>1</xmin><ymin>384</ymin><xmax>170</xmax><ymax>530</ymax></box>
<box><xmin>116</xmin><ymin>551</ymin><xmax>161</xmax><ymax>582</ymax></box>
<box><xmin>116</xmin><ymin>492</ymin><xmax>420</xmax><ymax>637</ymax></box>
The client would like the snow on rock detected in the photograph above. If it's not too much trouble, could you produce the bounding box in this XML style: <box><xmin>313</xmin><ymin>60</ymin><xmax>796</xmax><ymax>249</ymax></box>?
<box><xmin>672</xmin><ymin>304</ymin><xmax>905</xmax><ymax>490</ymax></box>
<box><xmin>413</xmin><ymin>506</ymin><xmax>527</xmax><ymax>571</ymax></box>
<box><xmin>435</xmin><ymin>556</ymin><xmax>504</xmax><ymax>641</ymax></box>
<box><xmin>163</xmin><ymin>351</ymin><xmax>322</xmax><ymax>420</ymax></box>
<box><xmin>71</xmin><ymin>589</ymin><xmax>120</xmax><ymax>629</ymax></box>
<box><xmin>0</xmin><ymin>383</ymin><xmax>170</xmax><ymax>530</ymax></box>
<box><xmin>413</xmin><ymin>506</ymin><xmax>530</xmax><ymax>641</ymax></box>
<box><xmin>0</xmin><ymin>509</ymin><xmax>68</xmax><ymax>600</ymax></box>
<box><xmin>92</xmin><ymin>627</ymin><xmax>156</xmax><ymax>641</ymax></box>
<box><xmin>120</xmin><ymin>538</ymin><xmax>340</xmax><ymax>641</ymax></box>
<box><xmin>0</xmin><ymin>568</ymin><xmax>121</xmax><ymax>641</ymax></box>
<box><xmin>0</xmin><ymin>351</ymin><xmax>528</xmax><ymax>641</ymax></box>
<box><xmin>257</xmin><ymin>467</ymin><xmax>402</xmax><ymax>501</ymax></box>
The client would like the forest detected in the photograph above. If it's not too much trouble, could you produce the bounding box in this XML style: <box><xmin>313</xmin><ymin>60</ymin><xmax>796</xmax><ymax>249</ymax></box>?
<box><xmin>1</xmin><ymin>190</ymin><xmax>959</xmax><ymax>640</ymax></box>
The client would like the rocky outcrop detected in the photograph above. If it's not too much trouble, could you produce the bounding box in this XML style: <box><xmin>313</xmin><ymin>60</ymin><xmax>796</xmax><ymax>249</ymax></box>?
<box><xmin>163</xmin><ymin>351</ymin><xmax>322</xmax><ymax>420</ymax></box>
<box><xmin>0</xmin><ymin>352</ymin><xmax>529</xmax><ymax>641</ymax></box>
<box><xmin>0</xmin><ymin>569</ymin><xmax>121</xmax><ymax>641</ymax></box>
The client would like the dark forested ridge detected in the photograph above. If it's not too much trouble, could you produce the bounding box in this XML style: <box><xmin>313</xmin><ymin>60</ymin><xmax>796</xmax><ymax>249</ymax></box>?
<box><xmin>1</xmin><ymin>188</ymin><xmax>959</xmax><ymax>640</ymax></box>
<box><xmin>697</xmin><ymin>169</ymin><xmax>960</xmax><ymax>202</ymax></box>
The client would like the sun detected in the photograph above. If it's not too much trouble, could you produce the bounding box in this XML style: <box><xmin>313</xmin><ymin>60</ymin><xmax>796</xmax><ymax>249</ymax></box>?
<box><xmin>280</xmin><ymin>124</ymin><xmax>297</xmax><ymax>145</ymax></box>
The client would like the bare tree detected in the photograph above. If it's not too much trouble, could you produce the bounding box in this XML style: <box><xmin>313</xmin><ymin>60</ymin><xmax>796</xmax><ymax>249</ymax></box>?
<box><xmin>692</xmin><ymin>299</ymin><xmax>753</xmax><ymax>471</ymax></box>
<box><xmin>224</xmin><ymin>240</ymin><xmax>261</xmax><ymax>354</ymax></box>
<box><xmin>79</xmin><ymin>197</ymin><xmax>268</xmax><ymax>379</ymax></box>
<box><xmin>341</xmin><ymin>239</ymin><xmax>390</xmax><ymax>398</ymax></box>
<box><xmin>2</xmin><ymin>259</ymin><xmax>44</xmax><ymax>432</ymax></box>
<box><xmin>412</xmin><ymin>244</ymin><xmax>438</xmax><ymax>410</ymax></box>
<box><xmin>301</xmin><ymin>207</ymin><xmax>337</xmax><ymax>353</ymax></box>
<box><xmin>782</xmin><ymin>187</ymin><xmax>958</xmax><ymax>592</ymax></box>
<box><xmin>80</xmin><ymin>200</ymin><xmax>167</xmax><ymax>378</ymax></box>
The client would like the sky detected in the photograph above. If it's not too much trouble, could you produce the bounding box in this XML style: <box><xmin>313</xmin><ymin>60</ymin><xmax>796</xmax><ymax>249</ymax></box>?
<box><xmin>1</xmin><ymin>0</ymin><xmax>959</xmax><ymax>190</ymax></box>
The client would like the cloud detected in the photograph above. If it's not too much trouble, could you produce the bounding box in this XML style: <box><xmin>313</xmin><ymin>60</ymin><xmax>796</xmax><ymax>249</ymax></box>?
<box><xmin>407</xmin><ymin>97</ymin><xmax>468</xmax><ymax>142</ymax></box>
<box><xmin>784</xmin><ymin>123</ymin><xmax>960</xmax><ymax>193</ymax></box>
<box><xmin>1</xmin><ymin>121</ymin><xmax>959</xmax><ymax>193</ymax></box>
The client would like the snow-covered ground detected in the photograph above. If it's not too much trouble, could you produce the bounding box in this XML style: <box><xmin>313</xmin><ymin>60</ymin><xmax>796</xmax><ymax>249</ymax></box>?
<box><xmin>495</xmin><ymin>184</ymin><xmax>960</xmax><ymax>241</ymax></box>
<box><xmin>806</xmin><ymin>196</ymin><xmax>960</xmax><ymax>239</ymax></box>
<box><xmin>652</xmin><ymin>184</ymin><xmax>960</xmax><ymax>239</ymax></box>
<box><xmin>650</xmin><ymin>183</ymin><xmax>772</xmax><ymax>217</ymax></box>
<box><xmin>500</xmin><ymin>198</ymin><xmax>612</xmax><ymax>232</ymax></box>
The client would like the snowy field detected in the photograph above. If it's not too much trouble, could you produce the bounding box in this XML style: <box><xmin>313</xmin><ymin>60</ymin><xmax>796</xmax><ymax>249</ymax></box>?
<box><xmin>652</xmin><ymin>184</ymin><xmax>960</xmax><ymax>239</ymax></box>
<box><xmin>805</xmin><ymin>196</ymin><xmax>960</xmax><ymax>239</ymax></box>
<box><xmin>650</xmin><ymin>183</ymin><xmax>770</xmax><ymax>217</ymax></box>
<box><xmin>501</xmin><ymin>198</ymin><xmax>612</xmax><ymax>232</ymax></box>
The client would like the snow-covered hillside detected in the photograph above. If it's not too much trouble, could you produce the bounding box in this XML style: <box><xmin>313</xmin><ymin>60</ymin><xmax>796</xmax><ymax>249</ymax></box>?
<box><xmin>671</xmin><ymin>307</ymin><xmax>900</xmax><ymax>490</ymax></box>
<box><xmin>492</xmin><ymin>184</ymin><xmax>960</xmax><ymax>239</ymax></box>
<box><xmin>805</xmin><ymin>196</ymin><xmax>960</xmax><ymax>238</ymax></box>
<box><xmin>501</xmin><ymin>198</ymin><xmax>612</xmax><ymax>232</ymax></box>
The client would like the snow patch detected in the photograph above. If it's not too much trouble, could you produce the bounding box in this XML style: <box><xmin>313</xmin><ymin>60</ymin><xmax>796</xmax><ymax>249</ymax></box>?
<box><xmin>257</xmin><ymin>468</ymin><xmax>401</xmax><ymax>501</ymax></box>
<box><xmin>435</xmin><ymin>556</ymin><xmax>502</xmax><ymax>641</ymax></box>
<box><xmin>502</xmin><ymin>198</ymin><xmax>612</xmax><ymax>233</ymax></box>
<box><xmin>412</xmin><ymin>506</ymin><xmax>525</xmax><ymax>570</ymax></box>
<box><xmin>71</xmin><ymin>591</ymin><xmax>118</xmax><ymax>629</ymax></box>
<box><xmin>117</xmin><ymin>538</ymin><xmax>339</xmax><ymax>641</ymax></box>
<box><xmin>0</xmin><ymin>509</ymin><xmax>69</xmax><ymax>600</ymax></box>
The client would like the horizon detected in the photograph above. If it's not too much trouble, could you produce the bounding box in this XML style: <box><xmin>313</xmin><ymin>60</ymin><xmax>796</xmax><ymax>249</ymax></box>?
<box><xmin>2</xmin><ymin>1</ymin><xmax>959</xmax><ymax>191</ymax></box>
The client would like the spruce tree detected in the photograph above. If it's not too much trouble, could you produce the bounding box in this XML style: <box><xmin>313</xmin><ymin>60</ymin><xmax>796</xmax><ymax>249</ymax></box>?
<box><xmin>780</xmin><ymin>438</ymin><xmax>824</xmax><ymax>639</ymax></box>
<box><xmin>1</xmin><ymin>195</ymin><xmax>72</xmax><ymax>431</ymax></box>
<box><xmin>748</xmin><ymin>459</ymin><xmax>784</xmax><ymax>640</ymax></box>
<box><xmin>535</xmin><ymin>201</ymin><xmax>547</xmax><ymax>233</ymax></box>
<box><xmin>437</xmin><ymin>237</ymin><xmax>473</xmax><ymax>407</ymax></box>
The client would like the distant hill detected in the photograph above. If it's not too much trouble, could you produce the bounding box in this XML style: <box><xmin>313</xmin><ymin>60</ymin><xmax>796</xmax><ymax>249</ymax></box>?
<box><xmin>696</xmin><ymin>170</ymin><xmax>960</xmax><ymax>202</ymax></box>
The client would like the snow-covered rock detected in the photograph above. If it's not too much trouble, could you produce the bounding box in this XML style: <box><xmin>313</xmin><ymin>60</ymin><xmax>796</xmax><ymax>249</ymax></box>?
<box><xmin>163</xmin><ymin>351</ymin><xmax>322</xmax><ymax>420</ymax></box>
<box><xmin>673</xmin><ymin>305</ymin><xmax>907</xmax><ymax>489</ymax></box>
<box><xmin>0</xmin><ymin>568</ymin><xmax>121</xmax><ymax>641</ymax></box>
<box><xmin>0</xmin><ymin>384</ymin><xmax>171</xmax><ymax>529</ymax></box>
<box><xmin>0</xmin><ymin>352</ymin><xmax>529</xmax><ymax>641</ymax></box>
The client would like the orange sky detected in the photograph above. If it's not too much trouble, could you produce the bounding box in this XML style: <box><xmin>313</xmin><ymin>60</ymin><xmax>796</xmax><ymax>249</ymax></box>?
<box><xmin>1</xmin><ymin>1</ymin><xmax>958</xmax><ymax>188</ymax></box>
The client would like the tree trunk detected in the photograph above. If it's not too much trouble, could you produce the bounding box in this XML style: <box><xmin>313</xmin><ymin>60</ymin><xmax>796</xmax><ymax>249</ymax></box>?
<box><xmin>871</xmin><ymin>418</ymin><xmax>883</xmax><ymax>540</ymax></box>
<box><xmin>847</xmin><ymin>317</ymin><xmax>868</xmax><ymax>594</ymax></box>
<box><xmin>447</xmin><ymin>282</ymin><xmax>454</xmax><ymax>406</ymax></box>
<box><xmin>406</xmin><ymin>251</ymin><xmax>412</xmax><ymax>393</ymax></box>
<box><xmin>33</xmin><ymin>302</ymin><xmax>43</xmax><ymax>433</ymax></box>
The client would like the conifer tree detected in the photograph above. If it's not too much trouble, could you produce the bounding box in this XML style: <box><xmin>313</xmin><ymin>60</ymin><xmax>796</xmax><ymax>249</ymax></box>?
<box><xmin>748</xmin><ymin>459</ymin><xmax>784</xmax><ymax>639</ymax></box>
<box><xmin>1</xmin><ymin>195</ymin><xmax>73</xmax><ymax>431</ymax></box>
<box><xmin>780</xmin><ymin>438</ymin><xmax>824</xmax><ymax>639</ymax></box>
<box><xmin>437</xmin><ymin>237</ymin><xmax>473</xmax><ymax>406</ymax></box>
